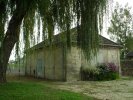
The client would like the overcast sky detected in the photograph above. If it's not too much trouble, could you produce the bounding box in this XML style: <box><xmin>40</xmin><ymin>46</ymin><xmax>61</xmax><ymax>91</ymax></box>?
<box><xmin>115</xmin><ymin>0</ymin><xmax>133</xmax><ymax>7</ymax></box>
<box><xmin>102</xmin><ymin>0</ymin><xmax>133</xmax><ymax>39</ymax></box>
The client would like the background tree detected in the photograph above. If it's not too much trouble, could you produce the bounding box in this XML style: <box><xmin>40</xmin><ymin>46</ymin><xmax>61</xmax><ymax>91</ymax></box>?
<box><xmin>0</xmin><ymin>0</ymin><xmax>109</xmax><ymax>83</ymax></box>
<box><xmin>108</xmin><ymin>2</ymin><xmax>133</xmax><ymax>59</ymax></box>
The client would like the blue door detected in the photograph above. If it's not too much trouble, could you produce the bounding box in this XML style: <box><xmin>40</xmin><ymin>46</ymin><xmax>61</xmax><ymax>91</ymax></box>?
<box><xmin>36</xmin><ymin>59</ymin><xmax>44</xmax><ymax>78</ymax></box>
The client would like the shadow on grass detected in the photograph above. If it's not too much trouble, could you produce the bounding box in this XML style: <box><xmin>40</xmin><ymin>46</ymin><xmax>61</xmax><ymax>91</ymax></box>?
<box><xmin>0</xmin><ymin>81</ymin><xmax>98</xmax><ymax>100</ymax></box>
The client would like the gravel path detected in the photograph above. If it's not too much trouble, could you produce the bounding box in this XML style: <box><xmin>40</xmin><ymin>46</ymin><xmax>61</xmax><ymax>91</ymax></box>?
<box><xmin>50</xmin><ymin>77</ymin><xmax>133</xmax><ymax>100</ymax></box>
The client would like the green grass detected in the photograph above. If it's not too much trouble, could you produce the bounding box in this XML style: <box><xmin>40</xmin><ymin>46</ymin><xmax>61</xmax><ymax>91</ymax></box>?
<box><xmin>0</xmin><ymin>82</ymin><xmax>94</xmax><ymax>100</ymax></box>
<box><xmin>121</xmin><ymin>76</ymin><xmax>133</xmax><ymax>80</ymax></box>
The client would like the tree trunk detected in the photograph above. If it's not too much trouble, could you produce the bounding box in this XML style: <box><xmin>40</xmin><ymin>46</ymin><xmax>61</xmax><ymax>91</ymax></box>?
<box><xmin>0</xmin><ymin>6</ymin><xmax>27</xmax><ymax>83</ymax></box>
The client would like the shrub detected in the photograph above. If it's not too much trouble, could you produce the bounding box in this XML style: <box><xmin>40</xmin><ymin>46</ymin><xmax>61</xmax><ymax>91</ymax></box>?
<box><xmin>80</xmin><ymin>67</ymin><xmax>99</xmax><ymax>81</ymax></box>
<box><xmin>106</xmin><ymin>62</ymin><xmax>118</xmax><ymax>72</ymax></box>
<box><xmin>96</xmin><ymin>72</ymin><xmax>119</xmax><ymax>81</ymax></box>
<box><xmin>96</xmin><ymin>63</ymin><xmax>119</xmax><ymax>81</ymax></box>
<box><xmin>81</xmin><ymin>63</ymin><xmax>119</xmax><ymax>81</ymax></box>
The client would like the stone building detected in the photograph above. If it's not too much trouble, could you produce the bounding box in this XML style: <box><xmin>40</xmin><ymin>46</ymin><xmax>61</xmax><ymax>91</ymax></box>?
<box><xmin>25</xmin><ymin>28</ymin><xmax>121</xmax><ymax>81</ymax></box>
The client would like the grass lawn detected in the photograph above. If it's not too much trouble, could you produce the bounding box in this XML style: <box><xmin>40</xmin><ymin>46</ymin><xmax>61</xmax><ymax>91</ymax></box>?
<box><xmin>0</xmin><ymin>81</ymin><xmax>94</xmax><ymax>100</ymax></box>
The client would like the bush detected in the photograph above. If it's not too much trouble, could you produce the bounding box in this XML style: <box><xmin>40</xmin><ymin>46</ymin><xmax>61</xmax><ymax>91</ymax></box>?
<box><xmin>106</xmin><ymin>62</ymin><xmax>118</xmax><ymax>72</ymax></box>
<box><xmin>80</xmin><ymin>67</ymin><xmax>99</xmax><ymax>81</ymax></box>
<box><xmin>81</xmin><ymin>63</ymin><xmax>119</xmax><ymax>81</ymax></box>
<box><xmin>96</xmin><ymin>72</ymin><xmax>119</xmax><ymax>81</ymax></box>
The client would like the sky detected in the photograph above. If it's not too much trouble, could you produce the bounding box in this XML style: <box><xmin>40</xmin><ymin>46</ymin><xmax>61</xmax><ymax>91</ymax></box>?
<box><xmin>115</xmin><ymin>0</ymin><xmax>133</xmax><ymax>7</ymax></box>
<box><xmin>9</xmin><ymin>0</ymin><xmax>133</xmax><ymax>61</ymax></box>
<box><xmin>102</xmin><ymin>0</ymin><xmax>133</xmax><ymax>39</ymax></box>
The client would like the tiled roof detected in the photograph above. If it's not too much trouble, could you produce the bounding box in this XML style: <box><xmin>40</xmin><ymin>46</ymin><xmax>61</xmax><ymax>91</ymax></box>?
<box><xmin>99</xmin><ymin>35</ymin><xmax>121</xmax><ymax>47</ymax></box>
<box><xmin>27</xmin><ymin>28</ymin><xmax>121</xmax><ymax>51</ymax></box>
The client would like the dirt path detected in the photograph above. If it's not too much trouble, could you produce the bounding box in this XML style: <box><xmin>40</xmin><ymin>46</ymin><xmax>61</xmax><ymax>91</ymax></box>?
<box><xmin>49</xmin><ymin>77</ymin><xmax>133</xmax><ymax>100</ymax></box>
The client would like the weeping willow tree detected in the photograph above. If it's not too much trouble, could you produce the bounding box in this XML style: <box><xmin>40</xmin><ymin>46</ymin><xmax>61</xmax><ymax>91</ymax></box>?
<box><xmin>0</xmin><ymin>0</ymin><xmax>110</xmax><ymax>83</ymax></box>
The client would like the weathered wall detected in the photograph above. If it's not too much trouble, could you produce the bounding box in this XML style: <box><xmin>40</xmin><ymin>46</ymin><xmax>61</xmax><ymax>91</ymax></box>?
<box><xmin>36</xmin><ymin>49</ymin><xmax>45</xmax><ymax>78</ymax></box>
<box><xmin>25</xmin><ymin>51</ymin><xmax>38</xmax><ymax>76</ymax></box>
<box><xmin>121</xmin><ymin>60</ymin><xmax>133</xmax><ymax>76</ymax></box>
<box><xmin>98</xmin><ymin>48</ymin><xmax>120</xmax><ymax>67</ymax></box>
<box><xmin>25</xmin><ymin>46</ymin><xmax>65</xmax><ymax>81</ymax></box>
<box><xmin>43</xmin><ymin>47</ymin><xmax>54</xmax><ymax>80</ymax></box>
<box><xmin>66</xmin><ymin>46</ymin><xmax>81</xmax><ymax>81</ymax></box>
<box><xmin>101</xmin><ymin>47</ymin><xmax>121</xmax><ymax>73</ymax></box>
<box><xmin>66</xmin><ymin>47</ymin><xmax>121</xmax><ymax>81</ymax></box>
<box><xmin>44</xmin><ymin>46</ymin><xmax>64</xmax><ymax>80</ymax></box>
<box><xmin>26</xmin><ymin>44</ymin><xmax>121</xmax><ymax>81</ymax></box>
<box><xmin>82</xmin><ymin>47</ymin><xmax>120</xmax><ymax>70</ymax></box>
<box><xmin>25</xmin><ymin>54</ymin><xmax>32</xmax><ymax>76</ymax></box>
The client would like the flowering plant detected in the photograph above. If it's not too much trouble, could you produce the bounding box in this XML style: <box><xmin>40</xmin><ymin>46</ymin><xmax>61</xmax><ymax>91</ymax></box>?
<box><xmin>106</xmin><ymin>63</ymin><xmax>118</xmax><ymax>72</ymax></box>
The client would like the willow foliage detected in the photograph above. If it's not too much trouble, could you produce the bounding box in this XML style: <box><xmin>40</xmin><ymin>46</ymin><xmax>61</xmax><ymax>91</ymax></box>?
<box><xmin>0</xmin><ymin>0</ymin><xmax>110</xmax><ymax>60</ymax></box>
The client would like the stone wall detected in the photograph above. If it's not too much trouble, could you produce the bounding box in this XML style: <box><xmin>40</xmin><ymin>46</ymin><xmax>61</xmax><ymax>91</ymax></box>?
<box><xmin>44</xmin><ymin>46</ymin><xmax>64</xmax><ymax>80</ymax></box>
<box><xmin>25</xmin><ymin>44</ymin><xmax>121</xmax><ymax>81</ymax></box>
<box><xmin>66</xmin><ymin>46</ymin><xmax>81</xmax><ymax>81</ymax></box>
<box><xmin>25</xmin><ymin>46</ymin><xmax>65</xmax><ymax>81</ymax></box>
<box><xmin>36</xmin><ymin>49</ymin><xmax>45</xmax><ymax>78</ymax></box>
<box><xmin>121</xmin><ymin>60</ymin><xmax>133</xmax><ymax>76</ymax></box>
<box><xmin>25</xmin><ymin>51</ymin><xmax>38</xmax><ymax>76</ymax></box>
<box><xmin>82</xmin><ymin>47</ymin><xmax>121</xmax><ymax>73</ymax></box>
<box><xmin>66</xmin><ymin>46</ymin><xmax>121</xmax><ymax>81</ymax></box>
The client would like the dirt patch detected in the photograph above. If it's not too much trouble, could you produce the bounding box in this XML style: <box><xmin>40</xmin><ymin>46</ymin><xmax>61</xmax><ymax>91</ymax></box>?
<box><xmin>49</xmin><ymin>77</ymin><xmax>133</xmax><ymax>100</ymax></box>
